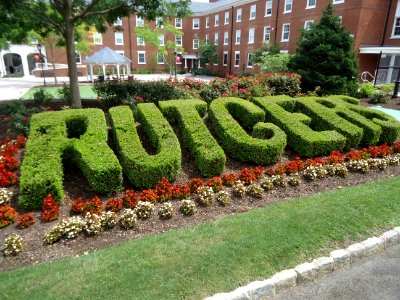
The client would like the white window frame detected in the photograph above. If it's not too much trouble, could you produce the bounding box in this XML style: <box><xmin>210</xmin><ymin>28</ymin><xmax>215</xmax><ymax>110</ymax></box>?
<box><xmin>284</xmin><ymin>0</ymin><xmax>293</xmax><ymax>13</ymax></box>
<box><xmin>263</xmin><ymin>26</ymin><xmax>271</xmax><ymax>42</ymax></box>
<box><xmin>282</xmin><ymin>23</ymin><xmax>290</xmax><ymax>42</ymax></box>
<box><xmin>215</xmin><ymin>14</ymin><xmax>220</xmax><ymax>27</ymax></box>
<box><xmin>114</xmin><ymin>17</ymin><xmax>122</xmax><ymax>26</ymax></box>
<box><xmin>175</xmin><ymin>35</ymin><xmax>182</xmax><ymax>46</ymax></box>
<box><xmin>137</xmin><ymin>37</ymin><xmax>145</xmax><ymax>46</ymax></box>
<box><xmin>157</xmin><ymin>53</ymin><xmax>165</xmax><ymax>64</ymax></box>
<box><xmin>206</xmin><ymin>16</ymin><xmax>210</xmax><ymax>28</ymax></box>
<box><xmin>237</xmin><ymin>8</ymin><xmax>242</xmax><ymax>22</ymax></box>
<box><xmin>136</xmin><ymin>16</ymin><xmax>144</xmax><ymax>27</ymax></box>
<box><xmin>115</xmin><ymin>32</ymin><xmax>124</xmax><ymax>45</ymax></box>
<box><xmin>333</xmin><ymin>0</ymin><xmax>345</xmax><ymax>4</ymax></box>
<box><xmin>158</xmin><ymin>34</ymin><xmax>165</xmax><ymax>46</ymax></box>
<box><xmin>137</xmin><ymin>51</ymin><xmax>146</xmax><ymax>64</ymax></box>
<box><xmin>223</xmin><ymin>51</ymin><xmax>228</xmax><ymax>66</ymax></box>
<box><xmin>265</xmin><ymin>1</ymin><xmax>272</xmax><ymax>17</ymax></box>
<box><xmin>392</xmin><ymin>17</ymin><xmax>400</xmax><ymax>38</ymax></box>
<box><xmin>225</xmin><ymin>11</ymin><xmax>230</xmax><ymax>24</ymax></box>
<box><xmin>214</xmin><ymin>32</ymin><xmax>219</xmax><ymax>45</ymax></box>
<box><xmin>250</xmin><ymin>4</ymin><xmax>257</xmax><ymax>20</ymax></box>
<box><xmin>248</xmin><ymin>28</ymin><xmax>255</xmax><ymax>44</ymax></box>
<box><xmin>234</xmin><ymin>51</ymin><xmax>240</xmax><ymax>67</ymax></box>
<box><xmin>236</xmin><ymin>30</ymin><xmax>241</xmax><ymax>44</ymax></box>
<box><xmin>205</xmin><ymin>34</ymin><xmax>210</xmax><ymax>45</ymax></box>
<box><xmin>193</xmin><ymin>18</ymin><xmax>200</xmax><ymax>29</ymax></box>
<box><xmin>306</xmin><ymin>0</ymin><xmax>316</xmax><ymax>9</ymax></box>
<box><xmin>93</xmin><ymin>32</ymin><xmax>103</xmax><ymax>45</ymax></box>
<box><xmin>304</xmin><ymin>20</ymin><xmax>314</xmax><ymax>31</ymax></box>
<box><xmin>156</xmin><ymin>17</ymin><xmax>164</xmax><ymax>28</ymax></box>
<box><xmin>224</xmin><ymin>32</ymin><xmax>229</xmax><ymax>45</ymax></box>
<box><xmin>247</xmin><ymin>53</ymin><xmax>254</xmax><ymax>68</ymax></box>
<box><xmin>193</xmin><ymin>38</ymin><xmax>199</xmax><ymax>49</ymax></box>
<box><xmin>175</xmin><ymin>18</ymin><xmax>182</xmax><ymax>28</ymax></box>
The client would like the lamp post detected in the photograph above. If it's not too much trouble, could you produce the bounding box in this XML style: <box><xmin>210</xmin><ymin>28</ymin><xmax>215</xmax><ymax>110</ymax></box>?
<box><xmin>174</xmin><ymin>49</ymin><xmax>177</xmax><ymax>81</ymax></box>
<box><xmin>37</xmin><ymin>44</ymin><xmax>46</xmax><ymax>86</ymax></box>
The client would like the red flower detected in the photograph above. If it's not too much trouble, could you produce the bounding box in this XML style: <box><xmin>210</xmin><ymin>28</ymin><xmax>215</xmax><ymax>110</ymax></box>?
<box><xmin>0</xmin><ymin>205</ymin><xmax>18</xmax><ymax>228</ymax></box>
<box><xmin>40</xmin><ymin>194</ymin><xmax>59</xmax><ymax>222</ymax></box>
<box><xmin>82</xmin><ymin>196</ymin><xmax>104</xmax><ymax>215</ymax></box>
<box><xmin>188</xmin><ymin>178</ymin><xmax>204</xmax><ymax>193</ymax></box>
<box><xmin>71</xmin><ymin>197</ymin><xmax>85</xmax><ymax>214</ymax></box>
<box><xmin>106</xmin><ymin>197</ymin><xmax>123</xmax><ymax>212</ymax></box>
<box><xmin>124</xmin><ymin>189</ymin><xmax>140</xmax><ymax>208</ymax></box>
<box><xmin>17</xmin><ymin>213</ymin><xmax>35</xmax><ymax>229</ymax></box>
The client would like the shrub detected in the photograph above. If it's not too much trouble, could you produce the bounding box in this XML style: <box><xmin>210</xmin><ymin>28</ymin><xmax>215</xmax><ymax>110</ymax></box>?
<box><xmin>105</xmin><ymin>197</ymin><xmax>123</xmax><ymax>212</ymax></box>
<box><xmin>70</xmin><ymin>197</ymin><xmax>85</xmax><ymax>214</ymax></box>
<box><xmin>17</xmin><ymin>213</ymin><xmax>35</xmax><ymax>229</ymax></box>
<box><xmin>221</xmin><ymin>172</ymin><xmax>236</xmax><ymax>187</ymax></box>
<box><xmin>158</xmin><ymin>202</ymin><xmax>173</xmax><ymax>219</ymax></box>
<box><xmin>197</xmin><ymin>186</ymin><xmax>214</xmax><ymax>206</ymax></box>
<box><xmin>19</xmin><ymin>109</ymin><xmax>123</xmax><ymax>209</ymax></box>
<box><xmin>188</xmin><ymin>178</ymin><xmax>204</xmax><ymax>193</ymax></box>
<box><xmin>253</xmin><ymin>96</ymin><xmax>347</xmax><ymax>156</ymax></box>
<box><xmin>44</xmin><ymin>216</ymin><xmax>85</xmax><ymax>244</ymax></box>
<box><xmin>0</xmin><ymin>188</ymin><xmax>12</xmax><ymax>206</ymax></box>
<box><xmin>206</xmin><ymin>177</ymin><xmax>223</xmax><ymax>193</ymax></box>
<box><xmin>82</xmin><ymin>196</ymin><xmax>103</xmax><ymax>215</ymax></box>
<box><xmin>179</xmin><ymin>200</ymin><xmax>196</xmax><ymax>216</ymax></box>
<box><xmin>233</xmin><ymin>181</ymin><xmax>246</xmax><ymax>197</ymax></box>
<box><xmin>216</xmin><ymin>191</ymin><xmax>230</xmax><ymax>206</ymax></box>
<box><xmin>209</xmin><ymin>97</ymin><xmax>286</xmax><ymax>164</ymax></box>
<box><xmin>135</xmin><ymin>201</ymin><xmax>155</xmax><ymax>219</ymax></box>
<box><xmin>368</xmin><ymin>90</ymin><xmax>388</xmax><ymax>104</ymax></box>
<box><xmin>357</xmin><ymin>83</ymin><xmax>375</xmax><ymax>99</ymax></box>
<box><xmin>171</xmin><ymin>183</ymin><xmax>191</xmax><ymax>199</ymax></box>
<box><xmin>256</xmin><ymin>73</ymin><xmax>301</xmax><ymax>97</ymax></box>
<box><xmin>40</xmin><ymin>194</ymin><xmax>59</xmax><ymax>222</ymax></box>
<box><xmin>0</xmin><ymin>205</ymin><xmax>17</xmax><ymax>228</ymax></box>
<box><xmin>155</xmin><ymin>177</ymin><xmax>174</xmax><ymax>202</ymax></box>
<box><xmin>159</xmin><ymin>99</ymin><xmax>226</xmax><ymax>177</ymax></box>
<box><xmin>83</xmin><ymin>213</ymin><xmax>102</xmax><ymax>236</ymax></box>
<box><xmin>260</xmin><ymin>177</ymin><xmax>274</xmax><ymax>191</ymax></box>
<box><xmin>3</xmin><ymin>234</ymin><xmax>23</xmax><ymax>256</ymax></box>
<box><xmin>238</xmin><ymin>168</ymin><xmax>257</xmax><ymax>185</ymax></box>
<box><xmin>99</xmin><ymin>211</ymin><xmax>118</xmax><ymax>229</ymax></box>
<box><xmin>334</xmin><ymin>164</ymin><xmax>349</xmax><ymax>178</ymax></box>
<box><xmin>120</xmin><ymin>209</ymin><xmax>138</xmax><ymax>229</ymax></box>
<box><xmin>287</xmin><ymin>174</ymin><xmax>301</xmax><ymax>186</ymax></box>
<box><xmin>110</xmin><ymin>105</ymin><xmax>181</xmax><ymax>188</ymax></box>
<box><xmin>271</xmin><ymin>175</ymin><xmax>288</xmax><ymax>188</ymax></box>
<box><xmin>246</xmin><ymin>183</ymin><xmax>264</xmax><ymax>198</ymax></box>
<box><xmin>124</xmin><ymin>190</ymin><xmax>140</xmax><ymax>209</ymax></box>
<box><xmin>57</xmin><ymin>84</ymin><xmax>72</xmax><ymax>102</ymax></box>
<box><xmin>347</xmin><ymin>160</ymin><xmax>369</xmax><ymax>173</ymax></box>
<box><xmin>32</xmin><ymin>88</ymin><xmax>53</xmax><ymax>106</ymax></box>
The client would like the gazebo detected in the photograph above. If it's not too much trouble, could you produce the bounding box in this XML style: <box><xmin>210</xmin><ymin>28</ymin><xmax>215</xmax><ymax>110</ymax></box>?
<box><xmin>84</xmin><ymin>47</ymin><xmax>132</xmax><ymax>82</ymax></box>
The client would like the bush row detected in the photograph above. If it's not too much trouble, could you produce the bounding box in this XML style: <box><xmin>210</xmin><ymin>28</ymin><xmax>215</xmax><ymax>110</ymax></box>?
<box><xmin>19</xmin><ymin>109</ymin><xmax>123</xmax><ymax>209</ymax></box>
<box><xmin>109</xmin><ymin>104</ymin><xmax>181</xmax><ymax>188</ymax></box>
<box><xmin>159</xmin><ymin>99</ymin><xmax>226</xmax><ymax>177</ymax></box>
<box><xmin>209</xmin><ymin>97</ymin><xmax>287</xmax><ymax>164</ymax></box>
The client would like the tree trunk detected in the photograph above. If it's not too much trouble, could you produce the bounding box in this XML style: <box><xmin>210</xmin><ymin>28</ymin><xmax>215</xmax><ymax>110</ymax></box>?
<box><xmin>64</xmin><ymin>20</ymin><xmax>81</xmax><ymax>108</ymax></box>
<box><xmin>51</xmin><ymin>62</ymin><xmax>58</xmax><ymax>85</ymax></box>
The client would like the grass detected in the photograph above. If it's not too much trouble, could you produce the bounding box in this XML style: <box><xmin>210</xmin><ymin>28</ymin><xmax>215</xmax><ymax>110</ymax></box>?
<box><xmin>20</xmin><ymin>86</ymin><xmax>97</xmax><ymax>100</ymax></box>
<box><xmin>1</xmin><ymin>176</ymin><xmax>400</xmax><ymax>299</ymax></box>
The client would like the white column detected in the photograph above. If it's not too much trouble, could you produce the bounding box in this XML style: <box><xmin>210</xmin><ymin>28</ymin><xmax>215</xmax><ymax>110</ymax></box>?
<box><xmin>127</xmin><ymin>64</ymin><xmax>131</xmax><ymax>75</ymax></box>
<box><xmin>21</xmin><ymin>54</ymin><xmax>30</xmax><ymax>77</ymax></box>
<box><xmin>117</xmin><ymin>64</ymin><xmax>120</xmax><ymax>78</ymax></box>
<box><xmin>90</xmin><ymin>64</ymin><xmax>94</xmax><ymax>83</ymax></box>
<box><xmin>184</xmin><ymin>58</ymin><xmax>187</xmax><ymax>68</ymax></box>
<box><xmin>387</xmin><ymin>54</ymin><xmax>396</xmax><ymax>84</ymax></box>
<box><xmin>102</xmin><ymin>64</ymin><xmax>106</xmax><ymax>76</ymax></box>
<box><xmin>0</xmin><ymin>52</ymin><xmax>5</xmax><ymax>77</ymax></box>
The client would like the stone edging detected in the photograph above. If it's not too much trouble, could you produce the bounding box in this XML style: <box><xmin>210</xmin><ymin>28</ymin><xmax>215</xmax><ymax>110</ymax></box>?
<box><xmin>204</xmin><ymin>227</ymin><xmax>400</xmax><ymax>300</ymax></box>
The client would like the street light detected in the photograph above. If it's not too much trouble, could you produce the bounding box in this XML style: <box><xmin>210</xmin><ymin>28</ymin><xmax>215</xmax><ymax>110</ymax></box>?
<box><xmin>37</xmin><ymin>44</ymin><xmax>46</xmax><ymax>86</ymax></box>
<box><xmin>174</xmin><ymin>48</ymin><xmax>177</xmax><ymax>81</ymax></box>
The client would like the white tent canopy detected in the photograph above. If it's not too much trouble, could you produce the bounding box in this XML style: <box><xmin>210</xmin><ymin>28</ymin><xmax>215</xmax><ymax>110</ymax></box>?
<box><xmin>84</xmin><ymin>47</ymin><xmax>132</xmax><ymax>82</ymax></box>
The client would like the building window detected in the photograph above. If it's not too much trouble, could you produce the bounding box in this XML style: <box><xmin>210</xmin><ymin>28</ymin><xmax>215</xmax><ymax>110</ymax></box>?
<box><xmin>250</xmin><ymin>4</ymin><xmax>256</xmax><ymax>20</ymax></box>
<box><xmin>114</xmin><ymin>17</ymin><xmax>122</xmax><ymax>26</ymax></box>
<box><xmin>93</xmin><ymin>32</ymin><xmax>103</xmax><ymax>45</ymax></box>
<box><xmin>156</xmin><ymin>17</ymin><xmax>164</xmax><ymax>28</ymax></box>
<box><xmin>248</xmin><ymin>28</ymin><xmax>255</xmax><ymax>44</ymax></box>
<box><xmin>304</xmin><ymin>20</ymin><xmax>314</xmax><ymax>31</ymax></box>
<box><xmin>263</xmin><ymin>26</ymin><xmax>271</xmax><ymax>41</ymax></box>
<box><xmin>175</xmin><ymin>18</ymin><xmax>182</xmax><ymax>28</ymax></box>
<box><xmin>284</xmin><ymin>0</ymin><xmax>293</xmax><ymax>13</ymax></box>
<box><xmin>206</xmin><ymin>16</ymin><xmax>210</xmax><ymax>28</ymax></box>
<box><xmin>234</xmin><ymin>51</ymin><xmax>240</xmax><ymax>67</ymax></box>
<box><xmin>225</xmin><ymin>12</ymin><xmax>230</xmax><ymax>24</ymax></box>
<box><xmin>237</xmin><ymin>8</ymin><xmax>242</xmax><ymax>22</ymax></box>
<box><xmin>158</xmin><ymin>34</ymin><xmax>165</xmax><ymax>46</ymax></box>
<box><xmin>235</xmin><ymin>30</ymin><xmax>241</xmax><ymax>44</ymax></box>
<box><xmin>205</xmin><ymin>34</ymin><xmax>210</xmax><ymax>45</ymax></box>
<box><xmin>115</xmin><ymin>32</ymin><xmax>124</xmax><ymax>45</ymax></box>
<box><xmin>215</xmin><ymin>14</ymin><xmax>220</xmax><ymax>26</ymax></box>
<box><xmin>136</xmin><ymin>16</ymin><xmax>144</xmax><ymax>27</ymax></box>
<box><xmin>247</xmin><ymin>53</ymin><xmax>254</xmax><ymax>68</ymax></box>
<box><xmin>393</xmin><ymin>17</ymin><xmax>400</xmax><ymax>37</ymax></box>
<box><xmin>223</xmin><ymin>51</ymin><xmax>228</xmax><ymax>66</ymax></box>
<box><xmin>157</xmin><ymin>54</ymin><xmax>165</xmax><ymax>64</ymax></box>
<box><xmin>138</xmin><ymin>51</ymin><xmax>146</xmax><ymax>64</ymax></box>
<box><xmin>175</xmin><ymin>35</ymin><xmax>182</xmax><ymax>46</ymax></box>
<box><xmin>193</xmin><ymin>39</ymin><xmax>199</xmax><ymax>49</ymax></box>
<box><xmin>333</xmin><ymin>0</ymin><xmax>345</xmax><ymax>4</ymax></box>
<box><xmin>137</xmin><ymin>37</ymin><xmax>145</xmax><ymax>46</ymax></box>
<box><xmin>224</xmin><ymin>32</ymin><xmax>229</xmax><ymax>45</ymax></box>
<box><xmin>193</xmin><ymin>18</ymin><xmax>200</xmax><ymax>29</ymax></box>
<box><xmin>282</xmin><ymin>23</ymin><xmax>290</xmax><ymax>41</ymax></box>
<box><xmin>265</xmin><ymin>1</ymin><xmax>272</xmax><ymax>16</ymax></box>
<box><xmin>76</xmin><ymin>51</ymin><xmax>81</xmax><ymax>64</ymax></box>
<box><xmin>214</xmin><ymin>33</ymin><xmax>219</xmax><ymax>45</ymax></box>
<box><xmin>307</xmin><ymin>0</ymin><xmax>316</xmax><ymax>8</ymax></box>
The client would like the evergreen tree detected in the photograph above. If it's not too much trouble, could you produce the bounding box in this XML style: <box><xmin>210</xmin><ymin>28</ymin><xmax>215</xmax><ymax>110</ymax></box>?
<box><xmin>288</xmin><ymin>4</ymin><xmax>358</xmax><ymax>95</ymax></box>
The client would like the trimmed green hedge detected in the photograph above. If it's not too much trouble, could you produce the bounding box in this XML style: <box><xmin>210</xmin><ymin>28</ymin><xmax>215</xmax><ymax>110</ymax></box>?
<box><xmin>159</xmin><ymin>99</ymin><xmax>226</xmax><ymax>177</ymax></box>
<box><xmin>326</xmin><ymin>95</ymin><xmax>400</xmax><ymax>144</ymax></box>
<box><xmin>19</xmin><ymin>109</ymin><xmax>123</xmax><ymax>209</ymax></box>
<box><xmin>254</xmin><ymin>96</ymin><xmax>346</xmax><ymax>156</ymax></box>
<box><xmin>110</xmin><ymin>105</ymin><xmax>181</xmax><ymax>188</ymax></box>
<box><xmin>209</xmin><ymin>97</ymin><xmax>287</xmax><ymax>164</ymax></box>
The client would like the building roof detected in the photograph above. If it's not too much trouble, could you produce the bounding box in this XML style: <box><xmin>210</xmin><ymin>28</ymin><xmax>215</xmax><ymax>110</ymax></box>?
<box><xmin>189</xmin><ymin>0</ymin><xmax>257</xmax><ymax>15</ymax></box>
<box><xmin>84</xmin><ymin>47</ymin><xmax>132</xmax><ymax>65</ymax></box>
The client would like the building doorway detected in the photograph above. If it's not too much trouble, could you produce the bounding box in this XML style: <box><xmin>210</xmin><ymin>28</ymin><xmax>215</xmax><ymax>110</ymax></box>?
<box><xmin>3</xmin><ymin>53</ymin><xmax>24</xmax><ymax>76</ymax></box>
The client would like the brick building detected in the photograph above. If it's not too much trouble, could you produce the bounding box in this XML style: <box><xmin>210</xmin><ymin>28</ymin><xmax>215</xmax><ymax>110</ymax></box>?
<box><xmin>1</xmin><ymin>0</ymin><xmax>400</xmax><ymax>84</ymax></box>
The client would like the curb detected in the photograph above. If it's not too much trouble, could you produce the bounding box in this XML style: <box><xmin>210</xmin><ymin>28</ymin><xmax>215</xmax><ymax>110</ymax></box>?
<box><xmin>204</xmin><ymin>227</ymin><xmax>400</xmax><ymax>300</ymax></box>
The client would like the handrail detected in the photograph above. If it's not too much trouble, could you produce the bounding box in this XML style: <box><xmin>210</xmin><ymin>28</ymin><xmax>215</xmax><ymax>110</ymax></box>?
<box><xmin>361</xmin><ymin>71</ymin><xmax>375</xmax><ymax>83</ymax></box>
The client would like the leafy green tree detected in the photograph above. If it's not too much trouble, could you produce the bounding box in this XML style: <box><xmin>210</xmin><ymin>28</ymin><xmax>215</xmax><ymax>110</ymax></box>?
<box><xmin>288</xmin><ymin>3</ymin><xmax>358</xmax><ymax>95</ymax></box>
<box><xmin>198</xmin><ymin>42</ymin><xmax>218</xmax><ymax>73</ymax></box>
<box><xmin>252</xmin><ymin>41</ymin><xmax>280</xmax><ymax>64</ymax></box>
<box><xmin>0</xmin><ymin>0</ymin><xmax>191</xmax><ymax>108</ymax></box>
<box><xmin>252</xmin><ymin>42</ymin><xmax>289</xmax><ymax>73</ymax></box>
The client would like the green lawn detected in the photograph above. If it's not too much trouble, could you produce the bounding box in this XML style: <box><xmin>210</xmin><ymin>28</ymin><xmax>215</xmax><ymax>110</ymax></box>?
<box><xmin>1</xmin><ymin>177</ymin><xmax>400</xmax><ymax>299</ymax></box>
<box><xmin>20</xmin><ymin>85</ymin><xmax>97</xmax><ymax>100</ymax></box>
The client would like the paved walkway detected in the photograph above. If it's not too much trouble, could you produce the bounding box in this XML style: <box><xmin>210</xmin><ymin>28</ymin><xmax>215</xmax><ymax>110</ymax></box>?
<box><xmin>273</xmin><ymin>243</ymin><xmax>400</xmax><ymax>300</ymax></box>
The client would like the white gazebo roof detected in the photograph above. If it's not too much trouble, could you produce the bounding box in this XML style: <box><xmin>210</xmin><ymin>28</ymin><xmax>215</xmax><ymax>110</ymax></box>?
<box><xmin>84</xmin><ymin>47</ymin><xmax>132</xmax><ymax>64</ymax></box>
